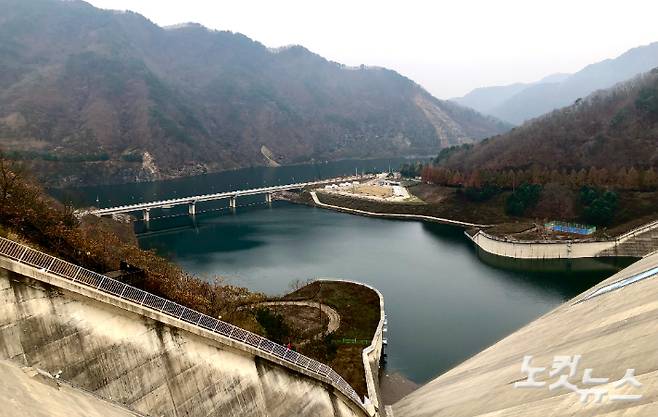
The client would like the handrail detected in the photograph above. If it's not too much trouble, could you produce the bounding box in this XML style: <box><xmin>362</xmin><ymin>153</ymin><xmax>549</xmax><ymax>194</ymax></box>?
<box><xmin>318</xmin><ymin>278</ymin><xmax>384</xmax><ymax>415</ymax></box>
<box><xmin>474</xmin><ymin>218</ymin><xmax>658</xmax><ymax>245</ymax></box>
<box><xmin>0</xmin><ymin>237</ymin><xmax>365</xmax><ymax>410</ymax></box>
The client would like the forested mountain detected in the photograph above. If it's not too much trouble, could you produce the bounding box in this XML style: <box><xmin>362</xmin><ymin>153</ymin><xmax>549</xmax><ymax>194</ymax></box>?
<box><xmin>437</xmin><ymin>69</ymin><xmax>658</xmax><ymax>177</ymax></box>
<box><xmin>452</xmin><ymin>42</ymin><xmax>658</xmax><ymax>124</ymax></box>
<box><xmin>0</xmin><ymin>0</ymin><xmax>509</xmax><ymax>186</ymax></box>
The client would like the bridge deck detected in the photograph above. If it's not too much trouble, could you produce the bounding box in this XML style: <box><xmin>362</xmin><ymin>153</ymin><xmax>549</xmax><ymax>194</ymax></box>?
<box><xmin>92</xmin><ymin>175</ymin><xmax>371</xmax><ymax>216</ymax></box>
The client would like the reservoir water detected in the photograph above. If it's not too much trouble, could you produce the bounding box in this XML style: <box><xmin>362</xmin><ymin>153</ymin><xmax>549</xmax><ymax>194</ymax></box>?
<box><xmin>52</xmin><ymin>159</ymin><xmax>633</xmax><ymax>384</ymax></box>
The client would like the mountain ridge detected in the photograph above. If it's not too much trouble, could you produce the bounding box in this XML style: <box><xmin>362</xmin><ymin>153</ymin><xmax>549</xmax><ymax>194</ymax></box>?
<box><xmin>452</xmin><ymin>42</ymin><xmax>658</xmax><ymax>124</ymax></box>
<box><xmin>439</xmin><ymin>68</ymin><xmax>658</xmax><ymax>173</ymax></box>
<box><xmin>0</xmin><ymin>0</ymin><xmax>509</xmax><ymax>186</ymax></box>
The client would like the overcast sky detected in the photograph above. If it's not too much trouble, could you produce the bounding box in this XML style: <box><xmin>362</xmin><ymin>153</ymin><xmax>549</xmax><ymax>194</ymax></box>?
<box><xmin>86</xmin><ymin>0</ymin><xmax>658</xmax><ymax>99</ymax></box>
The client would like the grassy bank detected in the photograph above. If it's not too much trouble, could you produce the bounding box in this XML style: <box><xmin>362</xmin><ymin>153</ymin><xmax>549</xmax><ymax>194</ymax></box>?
<box><xmin>276</xmin><ymin>281</ymin><xmax>381</xmax><ymax>398</ymax></box>
<box><xmin>304</xmin><ymin>184</ymin><xmax>511</xmax><ymax>224</ymax></box>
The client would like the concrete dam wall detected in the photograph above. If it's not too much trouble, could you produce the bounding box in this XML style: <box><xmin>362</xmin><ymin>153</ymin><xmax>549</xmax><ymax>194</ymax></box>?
<box><xmin>0</xmin><ymin>255</ymin><xmax>368</xmax><ymax>417</ymax></box>
<box><xmin>392</xmin><ymin>249</ymin><xmax>658</xmax><ymax>416</ymax></box>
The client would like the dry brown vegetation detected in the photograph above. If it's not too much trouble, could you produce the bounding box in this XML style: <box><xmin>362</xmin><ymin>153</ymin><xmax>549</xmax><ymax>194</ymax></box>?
<box><xmin>433</xmin><ymin>70</ymin><xmax>658</xmax><ymax>181</ymax></box>
<box><xmin>315</xmin><ymin>186</ymin><xmax>511</xmax><ymax>225</ymax></box>
<box><xmin>0</xmin><ymin>0</ymin><xmax>509</xmax><ymax>187</ymax></box>
<box><xmin>0</xmin><ymin>154</ymin><xmax>265</xmax><ymax>330</ymax></box>
<box><xmin>407</xmin><ymin>70</ymin><xmax>658</xmax><ymax>232</ymax></box>
<box><xmin>0</xmin><ymin>157</ymin><xmax>381</xmax><ymax>395</ymax></box>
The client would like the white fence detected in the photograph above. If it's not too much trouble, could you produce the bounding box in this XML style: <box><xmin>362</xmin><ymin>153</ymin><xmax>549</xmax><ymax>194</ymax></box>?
<box><xmin>468</xmin><ymin>219</ymin><xmax>658</xmax><ymax>259</ymax></box>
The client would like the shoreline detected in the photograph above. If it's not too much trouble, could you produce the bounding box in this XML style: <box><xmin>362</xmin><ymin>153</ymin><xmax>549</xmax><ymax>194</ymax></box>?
<box><xmin>284</xmin><ymin>190</ymin><xmax>658</xmax><ymax>260</ymax></box>
<box><xmin>47</xmin><ymin>155</ymin><xmax>427</xmax><ymax>190</ymax></box>
<box><xmin>308</xmin><ymin>191</ymin><xmax>490</xmax><ymax>228</ymax></box>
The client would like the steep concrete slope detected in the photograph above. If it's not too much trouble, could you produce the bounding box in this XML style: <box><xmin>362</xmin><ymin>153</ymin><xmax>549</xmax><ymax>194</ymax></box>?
<box><xmin>0</xmin><ymin>258</ymin><xmax>367</xmax><ymax>417</ymax></box>
<box><xmin>393</xmin><ymin>251</ymin><xmax>658</xmax><ymax>416</ymax></box>
<box><xmin>0</xmin><ymin>360</ymin><xmax>146</xmax><ymax>417</ymax></box>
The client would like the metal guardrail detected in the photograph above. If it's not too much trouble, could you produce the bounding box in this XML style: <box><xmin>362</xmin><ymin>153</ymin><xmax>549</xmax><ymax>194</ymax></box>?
<box><xmin>0</xmin><ymin>237</ymin><xmax>364</xmax><ymax>408</ymax></box>
<box><xmin>475</xmin><ymin>218</ymin><xmax>658</xmax><ymax>245</ymax></box>
<box><xmin>615</xmin><ymin>220</ymin><xmax>658</xmax><ymax>242</ymax></box>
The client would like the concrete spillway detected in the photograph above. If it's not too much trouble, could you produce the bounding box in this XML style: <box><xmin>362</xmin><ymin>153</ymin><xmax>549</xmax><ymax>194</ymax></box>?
<box><xmin>0</xmin><ymin>255</ymin><xmax>368</xmax><ymax>417</ymax></box>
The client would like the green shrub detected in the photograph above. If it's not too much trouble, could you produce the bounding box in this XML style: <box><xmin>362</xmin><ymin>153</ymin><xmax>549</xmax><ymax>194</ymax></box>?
<box><xmin>462</xmin><ymin>184</ymin><xmax>501</xmax><ymax>202</ymax></box>
<box><xmin>255</xmin><ymin>308</ymin><xmax>290</xmax><ymax>345</ymax></box>
<box><xmin>635</xmin><ymin>87</ymin><xmax>658</xmax><ymax>119</ymax></box>
<box><xmin>120</xmin><ymin>153</ymin><xmax>143</xmax><ymax>163</ymax></box>
<box><xmin>580</xmin><ymin>186</ymin><xmax>618</xmax><ymax>225</ymax></box>
<box><xmin>505</xmin><ymin>183</ymin><xmax>542</xmax><ymax>216</ymax></box>
<box><xmin>399</xmin><ymin>161</ymin><xmax>424</xmax><ymax>178</ymax></box>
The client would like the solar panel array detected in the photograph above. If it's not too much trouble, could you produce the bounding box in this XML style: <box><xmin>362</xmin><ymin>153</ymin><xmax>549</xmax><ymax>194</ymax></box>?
<box><xmin>0</xmin><ymin>237</ymin><xmax>364</xmax><ymax>408</ymax></box>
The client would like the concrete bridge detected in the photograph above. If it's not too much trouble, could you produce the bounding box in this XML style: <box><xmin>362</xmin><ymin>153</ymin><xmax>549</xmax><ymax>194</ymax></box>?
<box><xmin>91</xmin><ymin>175</ymin><xmax>373</xmax><ymax>221</ymax></box>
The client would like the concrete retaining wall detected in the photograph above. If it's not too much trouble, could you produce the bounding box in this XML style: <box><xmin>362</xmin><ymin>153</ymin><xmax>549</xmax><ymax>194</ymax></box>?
<box><xmin>467</xmin><ymin>231</ymin><xmax>615</xmax><ymax>259</ymax></box>
<box><xmin>310</xmin><ymin>192</ymin><xmax>488</xmax><ymax>228</ymax></box>
<box><xmin>0</xmin><ymin>258</ymin><xmax>368</xmax><ymax>417</ymax></box>
<box><xmin>319</xmin><ymin>278</ymin><xmax>386</xmax><ymax>416</ymax></box>
<box><xmin>468</xmin><ymin>220</ymin><xmax>658</xmax><ymax>259</ymax></box>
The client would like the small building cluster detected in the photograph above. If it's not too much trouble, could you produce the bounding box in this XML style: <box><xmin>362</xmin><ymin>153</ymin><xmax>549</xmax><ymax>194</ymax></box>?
<box><xmin>324</xmin><ymin>181</ymin><xmax>359</xmax><ymax>190</ymax></box>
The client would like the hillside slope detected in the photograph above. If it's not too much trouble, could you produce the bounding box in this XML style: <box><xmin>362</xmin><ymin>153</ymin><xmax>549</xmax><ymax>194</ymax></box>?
<box><xmin>439</xmin><ymin>69</ymin><xmax>658</xmax><ymax>172</ymax></box>
<box><xmin>454</xmin><ymin>42</ymin><xmax>658</xmax><ymax>124</ymax></box>
<box><xmin>0</xmin><ymin>0</ymin><xmax>508</xmax><ymax>186</ymax></box>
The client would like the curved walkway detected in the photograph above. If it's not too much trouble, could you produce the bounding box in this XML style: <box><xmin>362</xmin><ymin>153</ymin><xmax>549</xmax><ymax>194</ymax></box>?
<box><xmin>253</xmin><ymin>300</ymin><xmax>341</xmax><ymax>336</ymax></box>
<box><xmin>310</xmin><ymin>191</ymin><xmax>490</xmax><ymax>228</ymax></box>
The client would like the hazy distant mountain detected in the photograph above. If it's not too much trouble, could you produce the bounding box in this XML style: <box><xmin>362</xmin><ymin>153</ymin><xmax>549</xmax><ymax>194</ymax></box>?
<box><xmin>451</xmin><ymin>73</ymin><xmax>570</xmax><ymax>115</ymax></box>
<box><xmin>439</xmin><ymin>68</ymin><xmax>658</xmax><ymax>172</ymax></box>
<box><xmin>453</xmin><ymin>43</ymin><xmax>658</xmax><ymax>124</ymax></box>
<box><xmin>0</xmin><ymin>0</ymin><xmax>509</xmax><ymax>186</ymax></box>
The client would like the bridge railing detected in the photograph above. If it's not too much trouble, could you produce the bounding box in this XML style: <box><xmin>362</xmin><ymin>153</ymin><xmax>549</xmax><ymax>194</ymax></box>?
<box><xmin>92</xmin><ymin>174</ymin><xmax>375</xmax><ymax>215</ymax></box>
<box><xmin>0</xmin><ymin>237</ymin><xmax>364</xmax><ymax>409</ymax></box>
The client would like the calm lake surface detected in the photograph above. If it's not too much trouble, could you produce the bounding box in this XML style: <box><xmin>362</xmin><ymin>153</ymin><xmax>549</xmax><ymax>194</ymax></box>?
<box><xmin>52</xmin><ymin>159</ymin><xmax>633</xmax><ymax>384</ymax></box>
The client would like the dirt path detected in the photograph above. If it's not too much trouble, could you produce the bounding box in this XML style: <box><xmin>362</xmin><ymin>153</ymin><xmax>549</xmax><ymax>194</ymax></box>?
<box><xmin>255</xmin><ymin>300</ymin><xmax>341</xmax><ymax>336</ymax></box>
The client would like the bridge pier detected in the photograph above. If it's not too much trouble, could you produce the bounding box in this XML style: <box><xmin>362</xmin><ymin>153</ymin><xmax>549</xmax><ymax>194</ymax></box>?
<box><xmin>90</xmin><ymin>175</ymin><xmax>376</xmax><ymax>219</ymax></box>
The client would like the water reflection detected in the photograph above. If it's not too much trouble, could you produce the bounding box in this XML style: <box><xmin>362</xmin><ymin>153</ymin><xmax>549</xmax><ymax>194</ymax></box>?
<box><xmin>135</xmin><ymin>202</ymin><xmax>628</xmax><ymax>383</ymax></box>
<box><xmin>52</xmin><ymin>159</ymin><xmax>631</xmax><ymax>384</ymax></box>
<box><xmin>474</xmin><ymin>247</ymin><xmax>636</xmax><ymax>298</ymax></box>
